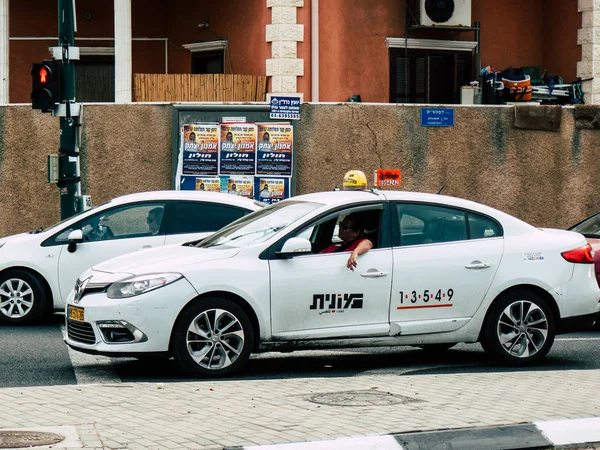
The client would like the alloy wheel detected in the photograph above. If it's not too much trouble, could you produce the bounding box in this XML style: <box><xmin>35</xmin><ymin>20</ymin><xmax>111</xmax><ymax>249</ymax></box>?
<box><xmin>496</xmin><ymin>300</ymin><xmax>549</xmax><ymax>358</ymax></box>
<box><xmin>0</xmin><ymin>278</ymin><xmax>35</xmax><ymax>319</ymax></box>
<box><xmin>186</xmin><ymin>308</ymin><xmax>245</xmax><ymax>371</ymax></box>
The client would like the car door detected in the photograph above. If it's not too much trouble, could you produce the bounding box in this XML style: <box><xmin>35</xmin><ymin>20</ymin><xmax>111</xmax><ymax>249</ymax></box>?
<box><xmin>389</xmin><ymin>202</ymin><xmax>504</xmax><ymax>335</ymax></box>
<box><xmin>269</xmin><ymin>203</ymin><xmax>393</xmax><ymax>339</ymax></box>
<box><xmin>163</xmin><ymin>201</ymin><xmax>251</xmax><ymax>245</ymax></box>
<box><xmin>55</xmin><ymin>202</ymin><xmax>167</xmax><ymax>300</ymax></box>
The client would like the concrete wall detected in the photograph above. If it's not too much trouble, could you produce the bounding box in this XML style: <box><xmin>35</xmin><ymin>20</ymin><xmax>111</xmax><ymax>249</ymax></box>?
<box><xmin>0</xmin><ymin>103</ymin><xmax>598</xmax><ymax>238</ymax></box>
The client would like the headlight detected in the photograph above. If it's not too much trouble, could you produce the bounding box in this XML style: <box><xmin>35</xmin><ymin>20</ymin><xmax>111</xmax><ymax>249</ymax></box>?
<box><xmin>106</xmin><ymin>273</ymin><xmax>183</xmax><ymax>299</ymax></box>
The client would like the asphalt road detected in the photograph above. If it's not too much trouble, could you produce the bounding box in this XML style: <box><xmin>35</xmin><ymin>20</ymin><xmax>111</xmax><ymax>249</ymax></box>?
<box><xmin>0</xmin><ymin>312</ymin><xmax>599</xmax><ymax>388</ymax></box>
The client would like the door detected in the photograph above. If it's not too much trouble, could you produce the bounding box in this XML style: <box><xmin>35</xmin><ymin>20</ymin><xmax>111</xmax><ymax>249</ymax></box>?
<box><xmin>389</xmin><ymin>203</ymin><xmax>503</xmax><ymax>334</ymax></box>
<box><xmin>56</xmin><ymin>202</ymin><xmax>167</xmax><ymax>300</ymax></box>
<box><xmin>270</xmin><ymin>205</ymin><xmax>393</xmax><ymax>339</ymax></box>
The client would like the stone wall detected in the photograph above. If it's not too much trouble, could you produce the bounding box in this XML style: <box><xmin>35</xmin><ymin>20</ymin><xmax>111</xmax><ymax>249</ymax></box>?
<box><xmin>0</xmin><ymin>103</ymin><xmax>598</xmax><ymax>238</ymax></box>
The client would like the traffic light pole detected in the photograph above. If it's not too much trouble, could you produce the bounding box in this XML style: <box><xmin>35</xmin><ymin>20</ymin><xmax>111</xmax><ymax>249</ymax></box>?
<box><xmin>57</xmin><ymin>0</ymin><xmax>81</xmax><ymax>220</ymax></box>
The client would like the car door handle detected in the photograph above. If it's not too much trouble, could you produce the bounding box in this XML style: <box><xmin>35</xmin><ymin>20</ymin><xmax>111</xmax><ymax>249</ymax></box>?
<box><xmin>360</xmin><ymin>271</ymin><xmax>388</xmax><ymax>278</ymax></box>
<box><xmin>465</xmin><ymin>261</ymin><xmax>491</xmax><ymax>269</ymax></box>
<box><xmin>142</xmin><ymin>245</ymin><xmax>152</xmax><ymax>249</ymax></box>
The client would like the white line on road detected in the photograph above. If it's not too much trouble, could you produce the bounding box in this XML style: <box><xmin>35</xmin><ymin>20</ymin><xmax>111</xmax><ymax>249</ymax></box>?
<box><xmin>60</xmin><ymin>324</ymin><xmax>121</xmax><ymax>385</ymax></box>
<box><xmin>556</xmin><ymin>337</ymin><xmax>600</xmax><ymax>341</ymax></box>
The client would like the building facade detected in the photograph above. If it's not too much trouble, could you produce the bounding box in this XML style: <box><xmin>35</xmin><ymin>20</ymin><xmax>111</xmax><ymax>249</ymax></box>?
<box><xmin>0</xmin><ymin>0</ymin><xmax>595</xmax><ymax>105</ymax></box>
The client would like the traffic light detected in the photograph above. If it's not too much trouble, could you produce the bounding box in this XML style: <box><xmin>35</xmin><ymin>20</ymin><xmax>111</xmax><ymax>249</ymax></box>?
<box><xmin>31</xmin><ymin>60</ymin><xmax>61</xmax><ymax>112</ymax></box>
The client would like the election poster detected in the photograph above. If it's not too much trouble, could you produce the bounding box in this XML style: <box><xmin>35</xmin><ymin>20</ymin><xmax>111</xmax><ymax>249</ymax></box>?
<box><xmin>255</xmin><ymin>177</ymin><xmax>289</xmax><ymax>204</ymax></box>
<box><xmin>179</xmin><ymin>175</ymin><xmax>220</xmax><ymax>191</ymax></box>
<box><xmin>256</xmin><ymin>123</ymin><xmax>293</xmax><ymax>176</ymax></box>
<box><xmin>221</xmin><ymin>175</ymin><xmax>254</xmax><ymax>198</ymax></box>
<box><xmin>181</xmin><ymin>124</ymin><xmax>219</xmax><ymax>176</ymax></box>
<box><xmin>219</xmin><ymin>123</ymin><xmax>257</xmax><ymax>175</ymax></box>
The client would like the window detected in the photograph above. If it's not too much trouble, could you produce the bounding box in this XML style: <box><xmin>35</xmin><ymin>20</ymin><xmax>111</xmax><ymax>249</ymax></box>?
<box><xmin>295</xmin><ymin>208</ymin><xmax>383</xmax><ymax>254</ymax></box>
<box><xmin>396</xmin><ymin>204</ymin><xmax>467</xmax><ymax>246</ymax></box>
<box><xmin>169</xmin><ymin>202</ymin><xmax>249</xmax><ymax>234</ymax></box>
<box><xmin>78</xmin><ymin>203</ymin><xmax>166</xmax><ymax>241</ymax></box>
<box><xmin>192</xmin><ymin>51</ymin><xmax>224</xmax><ymax>74</ymax></box>
<box><xmin>395</xmin><ymin>203</ymin><xmax>503</xmax><ymax>246</ymax></box>
<box><xmin>467</xmin><ymin>213</ymin><xmax>502</xmax><ymax>239</ymax></box>
<box><xmin>184</xmin><ymin>40</ymin><xmax>228</xmax><ymax>75</ymax></box>
<box><xmin>51</xmin><ymin>203</ymin><xmax>166</xmax><ymax>243</ymax></box>
<box><xmin>390</xmin><ymin>48</ymin><xmax>472</xmax><ymax>104</ymax></box>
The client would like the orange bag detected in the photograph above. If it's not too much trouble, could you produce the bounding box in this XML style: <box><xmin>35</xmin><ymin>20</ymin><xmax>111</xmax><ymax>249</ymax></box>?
<box><xmin>502</xmin><ymin>75</ymin><xmax>532</xmax><ymax>102</ymax></box>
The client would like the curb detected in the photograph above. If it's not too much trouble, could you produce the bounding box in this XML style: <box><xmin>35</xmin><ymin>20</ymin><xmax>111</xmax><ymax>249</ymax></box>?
<box><xmin>229</xmin><ymin>417</ymin><xmax>600</xmax><ymax>450</ymax></box>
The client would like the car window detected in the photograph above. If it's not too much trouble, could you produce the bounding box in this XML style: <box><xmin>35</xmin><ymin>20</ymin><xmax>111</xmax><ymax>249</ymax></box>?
<box><xmin>467</xmin><ymin>213</ymin><xmax>502</xmax><ymax>239</ymax></box>
<box><xmin>76</xmin><ymin>203</ymin><xmax>166</xmax><ymax>242</ymax></box>
<box><xmin>396</xmin><ymin>203</ymin><xmax>467</xmax><ymax>246</ymax></box>
<box><xmin>169</xmin><ymin>202</ymin><xmax>250</xmax><ymax>234</ymax></box>
<box><xmin>294</xmin><ymin>207</ymin><xmax>382</xmax><ymax>253</ymax></box>
<box><xmin>569</xmin><ymin>213</ymin><xmax>600</xmax><ymax>238</ymax></box>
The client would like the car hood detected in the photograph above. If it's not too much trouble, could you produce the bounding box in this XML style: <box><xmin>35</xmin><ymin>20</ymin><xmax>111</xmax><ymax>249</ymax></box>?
<box><xmin>0</xmin><ymin>232</ymin><xmax>40</xmax><ymax>247</ymax></box>
<box><xmin>92</xmin><ymin>244</ymin><xmax>242</xmax><ymax>275</ymax></box>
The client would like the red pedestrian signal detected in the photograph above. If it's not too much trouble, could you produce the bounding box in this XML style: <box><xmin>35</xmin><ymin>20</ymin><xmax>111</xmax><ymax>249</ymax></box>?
<box><xmin>31</xmin><ymin>60</ymin><xmax>61</xmax><ymax>112</ymax></box>
<box><xmin>39</xmin><ymin>67</ymin><xmax>48</xmax><ymax>84</ymax></box>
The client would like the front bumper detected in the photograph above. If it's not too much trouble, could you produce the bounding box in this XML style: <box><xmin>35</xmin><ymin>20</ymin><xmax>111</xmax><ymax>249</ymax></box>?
<box><xmin>64</xmin><ymin>277</ymin><xmax>199</xmax><ymax>355</ymax></box>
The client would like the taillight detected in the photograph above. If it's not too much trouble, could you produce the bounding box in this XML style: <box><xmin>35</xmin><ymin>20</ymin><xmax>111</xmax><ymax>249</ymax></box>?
<box><xmin>561</xmin><ymin>244</ymin><xmax>595</xmax><ymax>264</ymax></box>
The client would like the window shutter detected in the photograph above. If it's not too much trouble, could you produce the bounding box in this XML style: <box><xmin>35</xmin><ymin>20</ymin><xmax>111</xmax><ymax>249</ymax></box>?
<box><xmin>395</xmin><ymin>56</ymin><xmax>410</xmax><ymax>103</ymax></box>
<box><xmin>415</xmin><ymin>57</ymin><xmax>426</xmax><ymax>103</ymax></box>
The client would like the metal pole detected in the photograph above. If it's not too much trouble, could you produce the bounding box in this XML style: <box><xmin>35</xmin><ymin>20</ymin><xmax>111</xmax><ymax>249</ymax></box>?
<box><xmin>475</xmin><ymin>21</ymin><xmax>481</xmax><ymax>77</ymax></box>
<box><xmin>57</xmin><ymin>0</ymin><xmax>81</xmax><ymax>219</ymax></box>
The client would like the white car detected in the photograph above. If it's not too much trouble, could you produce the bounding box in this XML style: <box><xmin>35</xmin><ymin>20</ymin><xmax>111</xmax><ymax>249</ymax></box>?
<box><xmin>64</xmin><ymin>190</ymin><xmax>600</xmax><ymax>376</ymax></box>
<box><xmin>0</xmin><ymin>191</ymin><xmax>263</xmax><ymax>325</ymax></box>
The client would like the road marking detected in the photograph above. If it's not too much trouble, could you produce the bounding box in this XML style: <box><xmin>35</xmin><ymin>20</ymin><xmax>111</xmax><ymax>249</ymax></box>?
<box><xmin>556</xmin><ymin>337</ymin><xmax>600</xmax><ymax>341</ymax></box>
<box><xmin>60</xmin><ymin>324</ymin><xmax>121</xmax><ymax>385</ymax></box>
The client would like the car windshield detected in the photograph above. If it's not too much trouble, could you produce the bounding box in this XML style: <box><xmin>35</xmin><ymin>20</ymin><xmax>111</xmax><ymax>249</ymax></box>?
<box><xmin>570</xmin><ymin>213</ymin><xmax>600</xmax><ymax>238</ymax></box>
<box><xmin>197</xmin><ymin>201</ymin><xmax>323</xmax><ymax>249</ymax></box>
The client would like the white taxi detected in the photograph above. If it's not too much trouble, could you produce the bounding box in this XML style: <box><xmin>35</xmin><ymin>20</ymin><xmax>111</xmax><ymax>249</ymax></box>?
<box><xmin>64</xmin><ymin>190</ymin><xmax>600</xmax><ymax>376</ymax></box>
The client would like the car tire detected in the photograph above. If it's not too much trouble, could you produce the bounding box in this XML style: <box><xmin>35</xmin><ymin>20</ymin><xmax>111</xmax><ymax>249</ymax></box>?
<box><xmin>171</xmin><ymin>297</ymin><xmax>254</xmax><ymax>377</ymax></box>
<box><xmin>481</xmin><ymin>290</ymin><xmax>555</xmax><ymax>365</ymax></box>
<box><xmin>0</xmin><ymin>269</ymin><xmax>49</xmax><ymax>325</ymax></box>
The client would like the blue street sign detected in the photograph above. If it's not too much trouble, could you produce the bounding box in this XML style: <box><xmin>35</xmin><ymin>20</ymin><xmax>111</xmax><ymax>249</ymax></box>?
<box><xmin>420</xmin><ymin>108</ymin><xmax>455</xmax><ymax>127</ymax></box>
<box><xmin>270</xmin><ymin>96</ymin><xmax>301</xmax><ymax>120</ymax></box>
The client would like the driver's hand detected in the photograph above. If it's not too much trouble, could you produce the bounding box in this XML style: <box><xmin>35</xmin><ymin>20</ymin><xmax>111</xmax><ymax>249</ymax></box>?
<box><xmin>347</xmin><ymin>251</ymin><xmax>359</xmax><ymax>271</ymax></box>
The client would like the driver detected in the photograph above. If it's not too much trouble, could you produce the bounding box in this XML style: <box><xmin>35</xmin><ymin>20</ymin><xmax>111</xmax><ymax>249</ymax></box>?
<box><xmin>320</xmin><ymin>214</ymin><xmax>373</xmax><ymax>271</ymax></box>
<box><xmin>147</xmin><ymin>207</ymin><xmax>163</xmax><ymax>235</ymax></box>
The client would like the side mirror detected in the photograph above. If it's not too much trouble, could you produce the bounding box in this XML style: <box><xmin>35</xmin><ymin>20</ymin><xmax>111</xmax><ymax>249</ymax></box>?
<box><xmin>276</xmin><ymin>237</ymin><xmax>313</xmax><ymax>258</ymax></box>
<box><xmin>67</xmin><ymin>229</ymin><xmax>83</xmax><ymax>253</ymax></box>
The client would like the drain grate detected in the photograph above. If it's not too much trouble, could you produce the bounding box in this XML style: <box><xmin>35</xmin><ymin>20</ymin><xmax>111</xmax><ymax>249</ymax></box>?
<box><xmin>308</xmin><ymin>390</ymin><xmax>421</xmax><ymax>407</ymax></box>
<box><xmin>0</xmin><ymin>431</ymin><xmax>64</xmax><ymax>449</ymax></box>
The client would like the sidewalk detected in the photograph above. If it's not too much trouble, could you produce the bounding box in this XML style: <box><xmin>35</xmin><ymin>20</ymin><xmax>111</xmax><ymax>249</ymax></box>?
<box><xmin>0</xmin><ymin>368</ymin><xmax>599</xmax><ymax>450</ymax></box>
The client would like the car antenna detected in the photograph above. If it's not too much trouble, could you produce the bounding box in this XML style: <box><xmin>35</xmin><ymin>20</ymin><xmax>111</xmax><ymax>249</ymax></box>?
<box><xmin>436</xmin><ymin>185</ymin><xmax>445</xmax><ymax>195</ymax></box>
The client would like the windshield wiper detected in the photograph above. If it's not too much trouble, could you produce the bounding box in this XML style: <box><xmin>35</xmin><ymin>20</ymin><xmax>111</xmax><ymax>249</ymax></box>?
<box><xmin>205</xmin><ymin>224</ymin><xmax>286</xmax><ymax>247</ymax></box>
<box><xmin>28</xmin><ymin>227</ymin><xmax>44</xmax><ymax>234</ymax></box>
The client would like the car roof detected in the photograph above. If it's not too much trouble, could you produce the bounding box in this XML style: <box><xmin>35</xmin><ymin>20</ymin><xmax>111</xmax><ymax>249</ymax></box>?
<box><xmin>290</xmin><ymin>189</ymin><xmax>495</xmax><ymax>212</ymax></box>
<box><xmin>289</xmin><ymin>189</ymin><xmax>532</xmax><ymax>229</ymax></box>
<box><xmin>107</xmin><ymin>190</ymin><xmax>263</xmax><ymax>210</ymax></box>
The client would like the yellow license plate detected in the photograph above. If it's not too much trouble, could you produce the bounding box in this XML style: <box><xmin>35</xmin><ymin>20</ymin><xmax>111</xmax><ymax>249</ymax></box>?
<box><xmin>68</xmin><ymin>305</ymin><xmax>84</xmax><ymax>322</ymax></box>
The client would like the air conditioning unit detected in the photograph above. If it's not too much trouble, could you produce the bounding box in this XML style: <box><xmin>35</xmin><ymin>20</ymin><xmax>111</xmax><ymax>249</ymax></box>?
<box><xmin>419</xmin><ymin>0</ymin><xmax>471</xmax><ymax>27</ymax></box>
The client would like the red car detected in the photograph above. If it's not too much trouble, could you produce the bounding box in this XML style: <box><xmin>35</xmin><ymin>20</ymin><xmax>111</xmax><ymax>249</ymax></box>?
<box><xmin>569</xmin><ymin>212</ymin><xmax>600</xmax><ymax>288</ymax></box>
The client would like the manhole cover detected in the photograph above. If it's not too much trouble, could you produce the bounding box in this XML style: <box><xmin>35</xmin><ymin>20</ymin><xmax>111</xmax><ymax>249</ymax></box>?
<box><xmin>308</xmin><ymin>390</ymin><xmax>419</xmax><ymax>407</ymax></box>
<box><xmin>0</xmin><ymin>431</ymin><xmax>64</xmax><ymax>448</ymax></box>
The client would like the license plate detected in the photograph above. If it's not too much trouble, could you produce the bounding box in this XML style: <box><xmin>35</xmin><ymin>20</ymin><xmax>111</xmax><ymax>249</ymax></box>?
<box><xmin>68</xmin><ymin>305</ymin><xmax>84</xmax><ymax>322</ymax></box>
